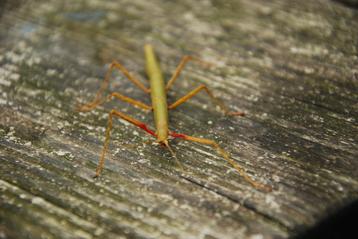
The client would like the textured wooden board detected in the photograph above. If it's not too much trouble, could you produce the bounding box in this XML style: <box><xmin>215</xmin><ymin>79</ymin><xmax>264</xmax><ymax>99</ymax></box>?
<box><xmin>0</xmin><ymin>0</ymin><xmax>357</xmax><ymax>238</ymax></box>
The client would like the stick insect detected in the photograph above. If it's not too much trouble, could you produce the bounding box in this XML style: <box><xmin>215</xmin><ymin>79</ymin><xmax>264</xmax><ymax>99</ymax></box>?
<box><xmin>78</xmin><ymin>44</ymin><xmax>270</xmax><ymax>191</ymax></box>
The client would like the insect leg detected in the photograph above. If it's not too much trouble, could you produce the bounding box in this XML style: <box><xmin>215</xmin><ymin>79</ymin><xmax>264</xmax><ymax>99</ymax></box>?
<box><xmin>77</xmin><ymin>60</ymin><xmax>150</xmax><ymax>111</ymax></box>
<box><xmin>166</xmin><ymin>56</ymin><xmax>212</xmax><ymax>91</ymax></box>
<box><xmin>168</xmin><ymin>84</ymin><xmax>245</xmax><ymax>116</ymax></box>
<box><xmin>78</xmin><ymin>92</ymin><xmax>152</xmax><ymax>112</ymax></box>
<box><xmin>170</xmin><ymin>132</ymin><xmax>271</xmax><ymax>191</ymax></box>
<box><xmin>95</xmin><ymin>109</ymin><xmax>156</xmax><ymax>177</ymax></box>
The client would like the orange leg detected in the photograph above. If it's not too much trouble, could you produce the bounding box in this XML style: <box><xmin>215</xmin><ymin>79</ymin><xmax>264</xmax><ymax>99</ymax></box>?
<box><xmin>168</xmin><ymin>84</ymin><xmax>245</xmax><ymax>116</ymax></box>
<box><xmin>170</xmin><ymin>132</ymin><xmax>271</xmax><ymax>191</ymax></box>
<box><xmin>78</xmin><ymin>91</ymin><xmax>152</xmax><ymax>112</ymax></box>
<box><xmin>77</xmin><ymin>60</ymin><xmax>150</xmax><ymax>111</ymax></box>
<box><xmin>166</xmin><ymin>55</ymin><xmax>213</xmax><ymax>91</ymax></box>
<box><xmin>95</xmin><ymin>109</ymin><xmax>156</xmax><ymax>177</ymax></box>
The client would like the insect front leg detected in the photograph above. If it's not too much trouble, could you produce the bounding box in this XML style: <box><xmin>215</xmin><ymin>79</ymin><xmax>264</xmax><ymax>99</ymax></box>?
<box><xmin>95</xmin><ymin>109</ymin><xmax>156</xmax><ymax>177</ymax></box>
<box><xmin>170</xmin><ymin>132</ymin><xmax>271</xmax><ymax>191</ymax></box>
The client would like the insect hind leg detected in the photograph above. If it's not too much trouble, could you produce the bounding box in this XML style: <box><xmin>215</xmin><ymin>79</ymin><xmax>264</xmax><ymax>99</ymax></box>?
<box><xmin>165</xmin><ymin>56</ymin><xmax>213</xmax><ymax>91</ymax></box>
<box><xmin>77</xmin><ymin>60</ymin><xmax>150</xmax><ymax>112</ymax></box>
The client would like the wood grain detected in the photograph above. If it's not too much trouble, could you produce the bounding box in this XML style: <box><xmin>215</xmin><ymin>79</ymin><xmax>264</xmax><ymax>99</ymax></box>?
<box><xmin>0</xmin><ymin>0</ymin><xmax>357</xmax><ymax>238</ymax></box>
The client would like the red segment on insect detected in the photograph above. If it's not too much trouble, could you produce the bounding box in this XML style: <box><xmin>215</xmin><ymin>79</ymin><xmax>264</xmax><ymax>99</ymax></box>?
<box><xmin>138</xmin><ymin>123</ymin><xmax>156</xmax><ymax>136</ymax></box>
<box><xmin>170</xmin><ymin>132</ymin><xmax>187</xmax><ymax>139</ymax></box>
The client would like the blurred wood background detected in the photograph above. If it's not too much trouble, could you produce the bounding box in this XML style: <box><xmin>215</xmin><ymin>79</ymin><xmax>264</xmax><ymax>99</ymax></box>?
<box><xmin>0</xmin><ymin>0</ymin><xmax>357</xmax><ymax>238</ymax></box>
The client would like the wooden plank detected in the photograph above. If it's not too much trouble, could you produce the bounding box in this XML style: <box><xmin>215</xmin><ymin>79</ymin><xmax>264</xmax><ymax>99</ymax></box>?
<box><xmin>0</xmin><ymin>0</ymin><xmax>357</xmax><ymax>238</ymax></box>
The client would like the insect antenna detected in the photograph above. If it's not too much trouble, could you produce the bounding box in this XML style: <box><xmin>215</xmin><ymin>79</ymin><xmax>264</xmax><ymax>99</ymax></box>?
<box><xmin>163</xmin><ymin>141</ymin><xmax>184</xmax><ymax>171</ymax></box>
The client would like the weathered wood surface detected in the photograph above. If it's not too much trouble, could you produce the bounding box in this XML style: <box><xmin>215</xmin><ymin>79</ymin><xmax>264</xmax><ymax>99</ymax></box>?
<box><xmin>0</xmin><ymin>0</ymin><xmax>357</xmax><ymax>238</ymax></box>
